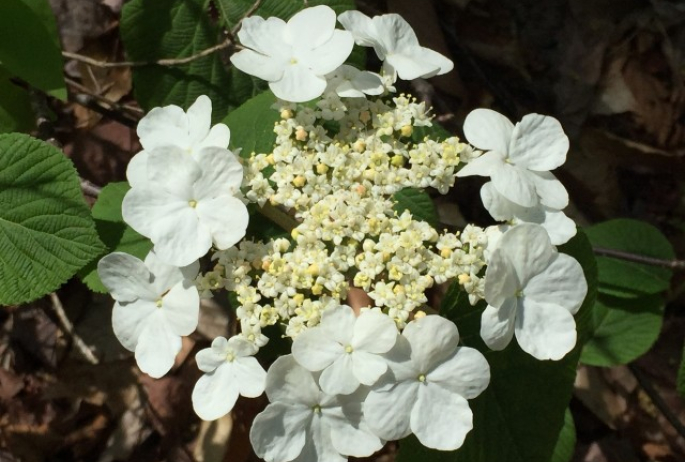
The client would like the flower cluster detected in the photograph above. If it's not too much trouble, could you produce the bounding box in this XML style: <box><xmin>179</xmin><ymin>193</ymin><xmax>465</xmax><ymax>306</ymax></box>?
<box><xmin>96</xmin><ymin>4</ymin><xmax>589</xmax><ymax>461</ymax></box>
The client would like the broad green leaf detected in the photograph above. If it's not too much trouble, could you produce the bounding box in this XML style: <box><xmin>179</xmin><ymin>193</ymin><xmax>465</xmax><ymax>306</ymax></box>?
<box><xmin>121</xmin><ymin>0</ymin><xmax>264</xmax><ymax>121</ymax></box>
<box><xmin>216</xmin><ymin>0</ymin><xmax>364</xmax><ymax>68</ymax></box>
<box><xmin>224</xmin><ymin>90</ymin><xmax>280</xmax><ymax>156</ymax></box>
<box><xmin>550</xmin><ymin>409</ymin><xmax>576</xmax><ymax>462</ymax></box>
<box><xmin>585</xmin><ymin>219</ymin><xmax>674</xmax><ymax>298</ymax></box>
<box><xmin>0</xmin><ymin>0</ymin><xmax>66</xmax><ymax>100</ymax></box>
<box><xmin>398</xmin><ymin>231</ymin><xmax>596</xmax><ymax>462</ymax></box>
<box><xmin>412</xmin><ymin>121</ymin><xmax>453</xmax><ymax>143</ymax></box>
<box><xmin>0</xmin><ymin>67</ymin><xmax>34</xmax><ymax>133</ymax></box>
<box><xmin>393</xmin><ymin>188</ymin><xmax>439</xmax><ymax>228</ymax></box>
<box><xmin>0</xmin><ymin>134</ymin><xmax>104</xmax><ymax>305</ymax></box>
<box><xmin>78</xmin><ymin>182</ymin><xmax>153</xmax><ymax>293</ymax></box>
<box><xmin>580</xmin><ymin>293</ymin><xmax>663</xmax><ymax>366</ymax></box>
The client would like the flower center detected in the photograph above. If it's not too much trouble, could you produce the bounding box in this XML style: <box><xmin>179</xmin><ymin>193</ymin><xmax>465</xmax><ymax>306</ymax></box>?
<box><xmin>188</xmin><ymin>200</ymin><xmax>198</xmax><ymax>208</ymax></box>
<box><xmin>289</xmin><ymin>57</ymin><xmax>298</xmax><ymax>65</ymax></box>
<box><xmin>418</xmin><ymin>373</ymin><xmax>426</xmax><ymax>383</ymax></box>
<box><xmin>344</xmin><ymin>345</ymin><xmax>353</xmax><ymax>354</ymax></box>
<box><xmin>225</xmin><ymin>351</ymin><xmax>235</xmax><ymax>362</ymax></box>
<box><xmin>516</xmin><ymin>289</ymin><xmax>524</xmax><ymax>298</ymax></box>
<box><xmin>155</xmin><ymin>298</ymin><xmax>163</xmax><ymax>308</ymax></box>
<box><xmin>312</xmin><ymin>404</ymin><xmax>321</xmax><ymax>414</ymax></box>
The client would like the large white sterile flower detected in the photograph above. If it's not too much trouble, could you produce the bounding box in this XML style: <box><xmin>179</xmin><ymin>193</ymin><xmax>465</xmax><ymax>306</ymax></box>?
<box><xmin>97</xmin><ymin>251</ymin><xmax>200</xmax><ymax>378</ymax></box>
<box><xmin>481</xmin><ymin>182</ymin><xmax>576</xmax><ymax>245</ymax></box>
<box><xmin>250</xmin><ymin>355</ymin><xmax>383</xmax><ymax>462</ymax></box>
<box><xmin>127</xmin><ymin>95</ymin><xmax>231</xmax><ymax>188</ymax></box>
<box><xmin>457</xmin><ymin>109</ymin><xmax>570</xmax><ymax>208</ymax></box>
<box><xmin>230</xmin><ymin>6</ymin><xmax>354</xmax><ymax>102</ymax></box>
<box><xmin>325</xmin><ymin>65</ymin><xmax>385</xmax><ymax>98</ymax></box>
<box><xmin>292</xmin><ymin>305</ymin><xmax>398</xmax><ymax>395</ymax></box>
<box><xmin>122</xmin><ymin>146</ymin><xmax>249</xmax><ymax>267</ymax></box>
<box><xmin>338</xmin><ymin>11</ymin><xmax>453</xmax><ymax>81</ymax></box>
<box><xmin>481</xmin><ymin>224</ymin><xmax>587</xmax><ymax>360</ymax></box>
<box><xmin>192</xmin><ymin>336</ymin><xmax>266</xmax><ymax>421</ymax></box>
<box><xmin>364</xmin><ymin>315</ymin><xmax>490</xmax><ymax>451</ymax></box>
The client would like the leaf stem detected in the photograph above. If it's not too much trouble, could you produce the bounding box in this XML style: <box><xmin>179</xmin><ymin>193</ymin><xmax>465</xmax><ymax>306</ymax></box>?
<box><xmin>593</xmin><ymin>247</ymin><xmax>685</xmax><ymax>270</ymax></box>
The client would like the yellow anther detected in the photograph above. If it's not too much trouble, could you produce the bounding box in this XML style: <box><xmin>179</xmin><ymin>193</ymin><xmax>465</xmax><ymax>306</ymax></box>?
<box><xmin>316</xmin><ymin>163</ymin><xmax>329</xmax><ymax>174</ymax></box>
<box><xmin>295</xmin><ymin>126</ymin><xmax>307</xmax><ymax>141</ymax></box>
<box><xmin>391</xmin><ymin>155</ymin><xmax>405</xmax><ymax>167</ymax></box>
<box><xmin>305</xmin><ymin>264</ymin><xmax>319</xmax><ymax>276</ymax></box>
<box><xmin>400</xmin><ymin>125</ymin><xmax>413</xmax><ymax>137</ymax></box>
<box><xmin>311</xmin><ymin>284</ymin><xmax>323</xmax><ymax>295</ymax></box>
<box><xmin>293</xmin><ymin>175</ymin><xmax>306</xmax><ymax>188</ymax></box>
<box><xmin>440</xmin><ymin>248</ymin><xmax>453</xmax><ymax>258</ymax></box>
<box><xmin>414</xmin><ymin>310</ymin><xmax>427</xmax><ymax>320</ymax></box>
<box><xmin>457</xmin><ymin>273</ymin><xmax>471</xmax><ymax>285</ymax></box>
<box><xmin>280</xmin><ymin>109</ymin><xmax>293</xmax><ymax>119</ymax></box>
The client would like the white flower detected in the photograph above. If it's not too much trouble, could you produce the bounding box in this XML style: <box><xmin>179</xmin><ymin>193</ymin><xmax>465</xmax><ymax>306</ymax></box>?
<box><xmin>325</xmin><ymin>65</ymin><xmax>385</xmax><ymax>98</ymax></box>
<box><xmin>337</xmin><ymin>11</ymin><xmax>453</xmax><ymax>81</ymax></box>
<box><xmin>457</xmin><ymin>109</ymin><xmax>569</xmax><ymax>208</ymax></box>
<box><xmin>364</xmin><ymin>315</ymin><xmax>490</xmax><ymax>450</ymax></box>
<box><xmin>250</xmin><ymin>355</ymin><xmax>383</xmax><ymax>462</ymax></box>
<box><xmin>127</xmin><ymin>95</ymin><xmax>231</xmax><ymax>188</ymax></box>
<box><xmin>191</xmin><ymin>336</ymin><xmax>266</xmax><ymax>421</ymax></box>
<box><xmin>481</xmin><ymin>224</ymin><xmax>587</xmax><ymax>360</ymax></box>
<box><xmin>480</xmin><ymin>182</ymin><xmax>576</xmax><ymax>245</ymax></box>
<box><xmin>122</xmin><ymin>146</ymin><xmax>249</xmax><ymax>266</ymax></box>
<box><xmin>291</xmin><ymin>305</ymin><xmax>398</xmax><ymax>395</ymax></box>
<box><xmin>230</xmin><ymin>6</ymin><xmax>354</xmax><ymax>102</ymax></box>
<box><xmin>97</xmin><ymin>251</ymin><xmax>200</xmax><ymax>378</ymax></box>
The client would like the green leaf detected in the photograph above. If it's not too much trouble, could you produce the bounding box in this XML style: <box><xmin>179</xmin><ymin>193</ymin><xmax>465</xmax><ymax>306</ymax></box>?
<box><xmin>398</xmin><ymin>231</ymin><xmax>596</xmax><ymax>462</ymax></box>
<box><xmin>550</xmin><ymin>409</ymin><xmax>576</xmax><ymax>462</ymax></box>
<box><xmin>0</xmin><ymin>67</ymin><xmax>35</xmax><ymax>133</ymax></box>
<box><xmin>0</xmin><ymin>134</ymin><xmax>104</xmax><ymax>305</ymax></box>
<box><xmin>224</xmin><ymin>90</ymin><xmax>280</xmax><ymax>156</ymax></box>
<box><xmin>392</xmin><ymin>188</ymin><xmax>439</xmax><ymax>228</ymax></box>
<box><xmin>0</xmin><ymin>0</ymin><xmax>66</xmax><ymax>100</ymax></box>
<box><xmin>584</xmin><ymin>219</ymin><xmax>674</xmax><ymax>298</ymax></box>
<box><xmin>412</xmin><ymin>121</ymin><xmax>453</xmax><ymax>143</ymax></box>
<box><xmin>121</xmin><ymin>0</ymin><xmax>262</xmax><ymax>121</ymax></box>
<box><xmin>78</xmin><ymin>182</ymin><xmax>153</xmax><ymax>293</ymax></box>
<box><xmin>580</xmin><ymin>293</ymin><xmax>663</xmax><ymax>366</ymax></box>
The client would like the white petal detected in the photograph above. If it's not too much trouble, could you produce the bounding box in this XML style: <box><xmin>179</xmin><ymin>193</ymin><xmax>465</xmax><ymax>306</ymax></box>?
<box><xmin>385</xmin><ymin>52</ymin><xmax>440</xmax><ymax>81</ymax></box>
<box><xmin>196</xmin><ymin>196</ymin><xmax>249</xmax><ymax>250</ymax></box>
<box><xmin>516</xmin><ymin>299</ymin><xmax>577</xmax><ymax>360</ymax></box>
<box><xmin>539</xmin><ymin>209</ymin><xmax>577</xmax><ymax>245</ymax></box>
<box><xmin>479</xmin><ymin>300</ymin><xmax>517</xmax><ymax>351</ymax></box>
<box><xmin>265</xmin><ymin>355</ymin><xmax>319</xmax><ymax>405</ymax></box>
<box><xmin>418</xmin><ymin>47</ymin><xmax>454</xmax><ymax>76</ymax></box>
<box><xmin>351</xmin><ymin>310</ymin><xmax>397</xmax><ymax>353</ymax></box>
<box><xmin>509</xmin><ymin>114</ymin><xmax>568</xmax><ymax>171</ymax></box>
<box><xmin>500</xmin><ymin>224</ymin><xmax>555</xmax><ymax>286</ymax></box>
<box><xmin>364</xmin><ymin>380</ymin><xmax>416</xmax><ymax>440</ymax></box>
<box><xmin>319</xmin><ymin>354</ymin><xmax>359</xmax><ymax>395</ymax></box>
<box><xmin>135</xmin><ymin>311</ymin><xmax>181</xmax><ymax>378</ymax></box>
<box><xmin>337</xmin><ymin>10</ymin><xmax>378</xmax><ymax>48</ymax></box>
<box><xmin>492</xmin><ymin>163</ymin><xmax>538</xmax><ymax>207</ymax></box>
<box><xmin>98</xmin><ymin>252</ymin><xmax>155</xmax><ymax>302</ymax></box>
<box><xmin>403</xmin><ymin>315</ymin><xmax>459</xmax><ymax>373</ymax></box>
<box><xmin>186</xmin><ymin>95</ymin><xmax>211</xmax><ymax>146</ymax></box>
<box><xmin>198</xmin><ymin>124</ymin><xmax>231</xmax><ymax>150</ymax></box>
<box><xmin>195</xmin><ymin>343</ymin><xmax>225</xmax><ymax>373</ymax></box>
<box><xmin>531</xmin><ymin>171</ymin><xmax>569</xmax><ymax>209</ymax></box>
<box><xmin>412</xmin><ymin>384</ymin><xmax>472</xmax><ymax>450</ymax></box>
<box><xmin>320</xmin><ymin>305</ymin><xmax>356</xmax><ymax>344</ymax></box>
<box><xmin>372</xmin><ymin>14</ymin><xmax>420</xmax><ymax>55</ymax></box>
<box><xmin>237</xmin><ymin>16</ymin><xmax>289</xmax><ymax>58</ymax></box>
<box><xmin>483</xmin><ymin>248</ymin><xmax>519</xmax><ymax>307</ymax></box>
<box><xmin>270</xmin><ymin>64</ymin><xmax>327</xmax><ymax>102</ymax></box>
<box><xmin>455</xmin><ymin>150</ymin><xmax>505</xmax><ymax>178</ymax></box>
<box><xmin>146</xmin><ymin>146</ymin><xmax>201</xmax><ymax>198</ymax></box>
<box><xmin>144</xmin><ymin>251</ymin><xmax>199</xmax><ymax>295</ymax></box>
<box><xmin>300</xmin><ymin>30</ymin><xmax>354</xmax><ymax>76</ymax></box>
<box><xmin>228</xmin><ymin>335</ymin><xmax>259</xmax><ymax>358</ymax></box>
<box><xmin>111</xmin><ymin>299</ymin><xmax>155</xmax><ymax>351</ymax></box>
<box><xmin>481</xmin><ymin>182</ymin><xmax>515</xmax><ymax>221</ymax></box>
<box><xmin>160</xmin><ymin>281</ymin><xmax>199</xmax><ymax>336</ymax></box>
<box><xmin>285</xmin><ymin>5</ymin><xmax>336</xmax><ymax>50</ymax></box>
<box><xmin>194</xmin><ymin>147</ymin><xmax>243</xmax><ymax>197</ymax></box>
<box><xmin>191</xmin><ymin>365</ymin><xmax>240</xmax><ymax>421</ymax></box>
<box><xmin>234</xmin><ymin>356</ymin><xmax>267</xmax><ymax>398</ymax></box>
<box><xmin>428</xmin><ymin>346</ymin><xmax>490</xmax><ymax>399</ymax></box>
<box><xmin>327</xmin><ymin>394</ymin><xmax>383</xmax><ymax>457</ymax></box>
<box><xmin>126</xmin><ymin>150</ymin><xmax>149</xmax><ymax>189</ymax></box>
<box><xmin>463</xmin><ymin>108</ymin><xmax>514</xmax><ymax>154</ymax></box>
<box><xmin>351</xmin><ymin>351</ymin><xmax>388</xmax><ymax>386</ymax></box>
<box><xmin>151</xmin><ymin>208</ymin><xmax>211</xmax><ymax>267</ymax></box>
<box><xmin>292</xmin><ymin>326</ymin><xmax>344</xmax><ymax>371</ymax></box>
<box><xmin>137</xmin><ymin>105</ymin><xmax>188</xmax><ymax>150</ymax></box>
<box><xmin>230</xmin><ymin>49</ymin><xmax>287</xmax><ymax>82</ymax></box>
<box><xmin>294</xmin><ymin>416</ymin><xmax>345</xmax><ymax>462</ymax></box>
<box><xmin>525</xmin><ymin>253</ymin><xmax>587</xmax><ymax>315</ymax></box>
<box><xmin>250</xmin><ymin>402</ymin><xmax>309</xmax><ymax>462</ymax></box>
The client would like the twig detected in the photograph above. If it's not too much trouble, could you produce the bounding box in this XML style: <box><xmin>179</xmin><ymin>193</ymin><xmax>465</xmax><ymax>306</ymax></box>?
<box><xmin>628</xmin><ymin>364</ymin><xmax>685</xmax><ymax>440</ymax></box>
<box><xmin>80</xmin><ymin>178</ymin><xmax>102</xmax><ymax>197</ymax></box>
<box><xmin>65</xmin><ymin>77</ymin><xmax>144</xmax><ymax>117</ymax></box>
<box><xmin>49</xmin><ymin>293</ymin><xmax>100</xmax><ymax>365</ymax></box>
<box><xmin>232</xmin><ymin>0</ymin><xmax>263</xmax><ymax>35</ymax></box>
<box><xmin>593</xmin><ymin>247</ymin><xmax>685</xmax><ymax>270</ymax></box>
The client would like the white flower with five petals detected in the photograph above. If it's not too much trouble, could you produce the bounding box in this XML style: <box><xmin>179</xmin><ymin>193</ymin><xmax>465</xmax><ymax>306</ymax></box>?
<box><xmin>481</xmin><ymin>224</ymin><xmax>587</xmax><ymax>360</ymax></box>
<box><xmin>457</xmin><ymin>109</ymin><xmax>570</xmax><ymax>208</ymax></box>
<box><xmin>192</xmin><ymin>336</ymin><xmax>267</xmax><ymax>421</ymax></box>
<box><xmin>325</xmin><ymin>65</ymin><xmax>385</xmax><ymax>98</ymax></box>
<box><xmin>250</xmin><ymin>355</ymin><xmax>383</xmax><ymax>462</ymax></box>
<box><xmin>230</xmin><ymin>6</ymin><xmax>354</xmax><ymax>102</ymax></box>
<box><xmin>122</xmin><ymin>146</ymin><xmax>249</xmax><ymax>267</ymax></box>
<box><xmin>292</xmin><ymin>305</ymin><xmax>398</xmax><ymax>395</ymax></box>
<box><xmin>364</xmin><ymin>315</ymin><xmax>490</xmax><ymax>450</ymax></box>
<box><xmin>338</xmin><ymin>11</ymin><xmax>453</xmax><ymax>81</ymax></box>
<box><xmin>127</xmin><ymin>95</ymin><xmax>231</xmax><ymax>188</ymax></box>
<box><xmin>97</xmin><ymin>251</ymin><xmax>200</xmax><ymax>378</ymax></box>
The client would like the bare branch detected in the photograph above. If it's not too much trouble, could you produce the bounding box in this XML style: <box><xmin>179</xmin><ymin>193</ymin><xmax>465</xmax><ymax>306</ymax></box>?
<box><xmin>593</xmin><ymin>247</ymin><xmax>685</xmax><ymax>270</ymax></box>
<box><xmin>49</xmin><ymin>293</ymin><xmax>100</xmax><ymax>365</ymax></box>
